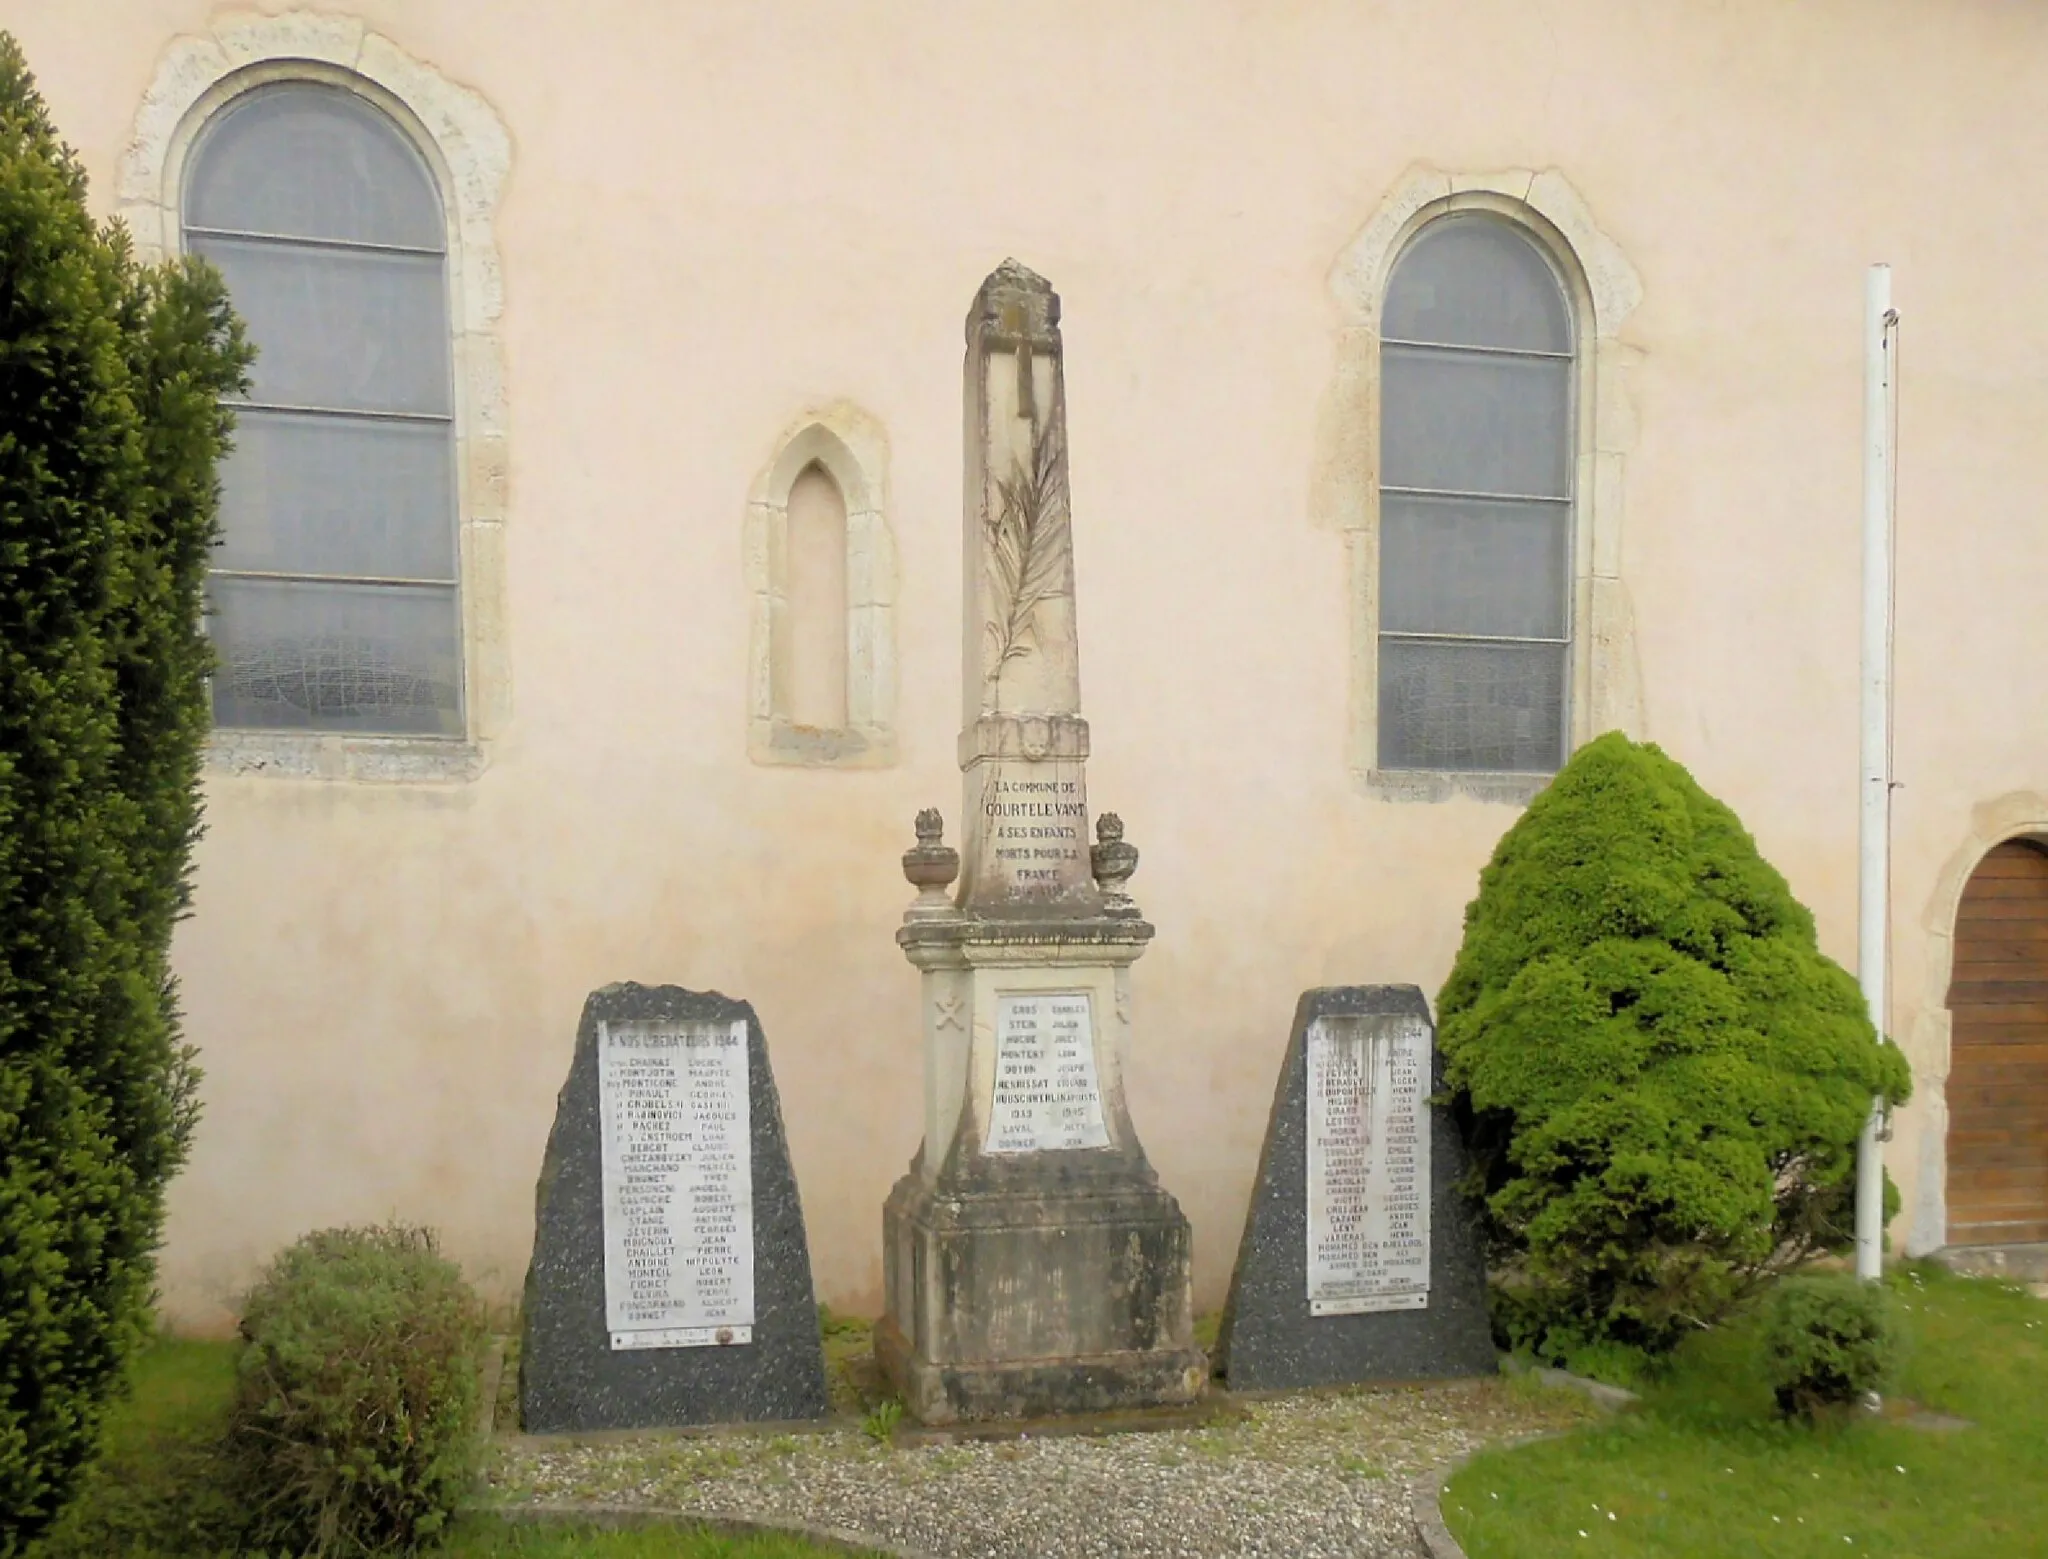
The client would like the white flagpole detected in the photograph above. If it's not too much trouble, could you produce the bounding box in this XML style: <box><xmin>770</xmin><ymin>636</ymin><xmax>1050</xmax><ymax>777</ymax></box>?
<box><xmin>1855</xmin><ymin>263</ymin><xmax>1895</xmax><ymax>1282</ymax></box>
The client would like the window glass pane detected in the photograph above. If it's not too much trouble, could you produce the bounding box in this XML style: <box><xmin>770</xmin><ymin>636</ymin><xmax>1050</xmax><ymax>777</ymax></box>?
<box><xmin>216</xmin><ymin>411</ymin><xmax>455</xmax><ymax>581</ymax></box>
<box><xmin>1377</xmin><ymin>639</ymin><xmax>1565</xmax><ymax>773</ymax></box>
<box><xmin>1380</xmin><ymin>494</ymin><xmax>1568</xmax><ymax>640</ymax></box>
<box><xmin>209</xmin><ymin>579</ymin><xmax>462</xmax><ymax>737</ymax></box>
<box><xmin>1381</xmin><ymin>345</ymin><xmax>1570</xmax><ymax>498</ymax></box>
<box><xmin>194</xmin><ymin>236</ymin><xmax>450</xmax><ymax>415</ymax></box>
<box><xmin>185</xmin><ymin>85</ymin><xmax>443</xmax><ymax>249</ymax></box>
<box><xmin>1383</xmin><ymin>218</ymin><xmax>1570</xmax><ymax>353</ymax></box>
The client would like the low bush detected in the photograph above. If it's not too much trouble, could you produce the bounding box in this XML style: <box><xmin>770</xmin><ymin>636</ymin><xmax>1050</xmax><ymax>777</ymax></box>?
<box><xmin>1759</xmin><ymin>1271</ymin><xmax>1900</xmax><ymax>1418</ymax></box>
<box><xmin>226</xmin><ymin>1224</ymin><xmax>488</xmax><ymax>1556</ymax></box>
<box><xmin>1438</xmin><ymin>733</ymin><xmax>1913</xmax><ymax>1368</ymax></box>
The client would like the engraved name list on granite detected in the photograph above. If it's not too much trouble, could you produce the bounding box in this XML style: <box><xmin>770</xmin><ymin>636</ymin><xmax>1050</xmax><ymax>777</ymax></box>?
<box><xmin>986</xmin><ymin>992</ymin><xmax>1109</xmax><ymax>1153</ymax></box>
<box><xmin>1306</xmin><ymin>1012</ymin><xmax>1431</xmax><ymax>1315</ymax></box>
<box><xmin>599</xmin><ymin>1018</ymin><xmax>756</xmax><ymax>1349</ymax></box>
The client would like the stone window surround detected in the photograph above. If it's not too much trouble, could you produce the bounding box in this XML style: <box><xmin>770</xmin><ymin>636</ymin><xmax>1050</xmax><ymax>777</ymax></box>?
<box><xmin>1315</xmin><ymin>166</ymin><xmax>1645</xmax><ymax>804</ymax></box>
<box><xmin>1903</xmin><ymin>794</ymin><xmax>2048</xmax><ymax>1257</ymax></box>
<box><xmin>745</xmin><ymin>404</ymin><xmax>898</xmax><ymax>768</ymax></box>
<box><xmin>118</xmin><ymin>12</ymin><xmax>511</xmax><ymax>783</ymax></box>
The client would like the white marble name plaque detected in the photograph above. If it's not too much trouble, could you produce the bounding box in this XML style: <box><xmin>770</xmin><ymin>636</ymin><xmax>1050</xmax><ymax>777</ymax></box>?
<box><xmin>598</xmin><ymin>1019</ymin><xmax>756</xmax><ymax>1350</ymax></box>
<box><xmin>986</xmin><ymin>991</ymin><xmax>1110</xmax><ymax>1153</ymax></box>
<box><xmin>1306</xmin><ymin>1014</ymin><xmax>1431</xmax><ymax>1316</ymax></box>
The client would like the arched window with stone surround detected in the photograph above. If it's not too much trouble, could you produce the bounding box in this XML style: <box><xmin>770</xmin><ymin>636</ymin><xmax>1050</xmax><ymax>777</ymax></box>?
<box><xmin>185</xmin><ymin>82</ymin><xmax>463</xmax><ymax>737</ymax></box>
<box><xmin>1376</xmin><ymin>215</ymin><xmax>1577</xmax><ymax>775</ymax></box>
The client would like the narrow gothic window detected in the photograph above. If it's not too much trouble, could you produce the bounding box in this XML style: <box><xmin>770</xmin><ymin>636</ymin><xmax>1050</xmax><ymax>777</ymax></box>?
<box><xmin>1378</xmin><ymin>215</ymin><xmax>1574</xmax><ymax>773</ymax></box>
<box><xmin>185</xmin><ymin>84</ymin><xmax>462</xmax><ymax>736</ymax></box>
<box><xmin>784</xmin><ymin>463</ymin><xmax>850</xmax><ymax>730</ymax></box>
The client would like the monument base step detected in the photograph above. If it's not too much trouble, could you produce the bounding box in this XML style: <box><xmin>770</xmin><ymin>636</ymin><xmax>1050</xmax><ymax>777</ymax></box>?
<box><xmin>875</xmin><ymin>1315</ymin><xmax>1207</xmax><ymax>1424</ymax></box>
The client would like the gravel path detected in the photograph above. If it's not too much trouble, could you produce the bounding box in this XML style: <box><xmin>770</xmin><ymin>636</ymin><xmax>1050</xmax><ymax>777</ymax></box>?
<box><xmin>485</xmin><ymin>1380</ymin><xmax>1589</xmax><ymax>1559</ymax></box>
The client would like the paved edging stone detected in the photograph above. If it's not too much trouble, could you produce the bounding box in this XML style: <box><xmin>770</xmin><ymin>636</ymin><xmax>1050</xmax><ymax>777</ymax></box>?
<box><xmin>1411</xmin><ymin>1451</ymin><xmax>1474</xmax><ymax>1559</ymax></box>
<box><xmin>1497</xmin><ymin>1354</ymin><xmax>1641</xmax><ymax>1412</ymax></box>
<box><xmin>1414</xmin><ymin>1365</ymin><xmax>1636</xmax><ymax>1559</ymax></box>
<box><xmin>1411</xmin><ymin>1433</ymin><xmax>1562</xmax><ymax>1559</ymax></box>
<box><xmin>480</xmin><ymin>1500</ymin><xmax>936</xmax><ymax>1559</ymax></box>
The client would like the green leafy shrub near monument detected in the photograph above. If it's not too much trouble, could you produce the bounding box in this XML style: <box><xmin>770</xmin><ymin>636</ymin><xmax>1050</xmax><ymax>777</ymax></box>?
<box><xmin>0</xmin><ymin>32</ymin><xmax>250</xmax><ymax>1554</ymax></box>
<box><xmin>1438</xmin><ymin>732</ymin><xmax>1913</xmax><ymax>1370</ymax></box>
<box><xmin>1757</xmin><ymin>1271</ymin><xmax>1900</xmax><ymax>1418</ymax></box>
<box><xmin>227</xmin><ymin>1224</ymin><xmax>489</xmax><ymax>1557</ymax></box>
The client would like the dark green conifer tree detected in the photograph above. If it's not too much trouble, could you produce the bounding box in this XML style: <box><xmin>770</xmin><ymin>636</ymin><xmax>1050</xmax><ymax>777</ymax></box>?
<box><xmin>1439</xmin><ymin>732</ymin><xmax>1913</xmax><ymax>1367</ymax></box>
<box><xmin>0</xmin><ymin>33</ymin><xmax>249</xmax><ymax>1550</ymax></box>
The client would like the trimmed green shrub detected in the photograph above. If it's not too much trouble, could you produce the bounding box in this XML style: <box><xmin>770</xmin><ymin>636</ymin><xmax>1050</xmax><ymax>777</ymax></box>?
<box><xmin>1759</xmin><ymin>1272</ymin><xmax>1900</xmax><ymax>1417</ymax></box>
<box><xmin>227</xmin><ymin>1225</ymin><xmax>489</xmax><ymax>1557</ymax></box>
<box><xmin>0</xmin><ymin>32</ymin><xmax>249</xmax><ymax>1552</ymax></box>
<box><xmin>1439</xmin><ymin>732</ymin><xmax>1913</xmax><ymax>1367</ymax></box>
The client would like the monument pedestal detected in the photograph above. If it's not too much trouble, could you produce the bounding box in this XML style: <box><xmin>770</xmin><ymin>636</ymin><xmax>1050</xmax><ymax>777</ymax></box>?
<box><xmin>878</xmin><ymin>259</ymin><xmax>1200</xmax><ymax>1422</ymax></box>
<box><xmin>878</xmin><ymin>1177</ymin><xmax>1202</xmax><ymax>1422</ymax></box>
<box><xmin>877</xmin><ymin>916</ymin><xmax>1203</xmax><ymax>1422</ymax></box>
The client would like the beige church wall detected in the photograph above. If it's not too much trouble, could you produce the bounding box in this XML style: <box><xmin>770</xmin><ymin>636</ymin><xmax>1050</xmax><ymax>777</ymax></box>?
<box><xmin>8</xmin><ymin>0</ymin><xmax>2048</xmax><ymax>1327</ymax></box>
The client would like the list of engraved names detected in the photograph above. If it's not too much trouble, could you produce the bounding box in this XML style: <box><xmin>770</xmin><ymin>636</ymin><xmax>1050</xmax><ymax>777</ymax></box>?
<box><xmin>598</xmin><ymin>1019</ymin><xmax>756</xmax><ymax>1349</ymax></box>
<box><xmin>1306</xmin><ymin>1014</ymin><xmax>1431</xmax><ymax>1315</ymax></box>
<box><xmin>987</xmin><ymin>992</ymin><xmax>1109</xmax><ymax>1153</ymax></box>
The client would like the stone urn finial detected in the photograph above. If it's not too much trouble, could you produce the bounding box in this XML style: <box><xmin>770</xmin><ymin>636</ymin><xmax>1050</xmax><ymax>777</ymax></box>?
<box><xmin>903</xmin><ymin>808</ymin><xmax>960</xmax><ymax>920</ymax></box>
<box><xmin>1091</xmin><ymin>812</ymin><xmax>1141</xmax><ymax>919</ymax></box>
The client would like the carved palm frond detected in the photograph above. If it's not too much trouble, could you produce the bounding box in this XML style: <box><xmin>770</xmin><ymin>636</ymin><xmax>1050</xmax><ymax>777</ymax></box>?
<box><xmin>983</xmin><ymin>415</ymin><xmax>1071</xmax><ymax>690</ymax></box>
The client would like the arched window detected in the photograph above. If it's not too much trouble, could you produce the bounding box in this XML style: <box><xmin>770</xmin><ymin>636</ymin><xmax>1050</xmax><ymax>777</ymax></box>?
<box><xmin>1377</xmin><ymin>215</ymin><xmax>1574</xmax><ymax>774</ymax></box>
<box><xmin>185</xmin><ymin>83</ymin><xmax>462</xmax><ymax>736</ymax></box>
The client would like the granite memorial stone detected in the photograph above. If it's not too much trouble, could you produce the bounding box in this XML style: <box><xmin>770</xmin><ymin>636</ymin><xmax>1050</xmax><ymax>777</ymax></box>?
<box><xmin>520</xmin><ymin>983</ymin><xmax>830</xmax><ymax>1431</ymax></box>
<box><xmin>1215</xmin><ymin>986</ymin><xmax>1495</xmax><ymax>1390</ymax></box>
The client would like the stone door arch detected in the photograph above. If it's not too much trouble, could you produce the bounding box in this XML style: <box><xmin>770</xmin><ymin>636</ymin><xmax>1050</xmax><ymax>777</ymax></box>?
<box><xmin>1947</xmin><ymin>838</ymin><xmax>2048</xmax><ymax>1246</ymax></box>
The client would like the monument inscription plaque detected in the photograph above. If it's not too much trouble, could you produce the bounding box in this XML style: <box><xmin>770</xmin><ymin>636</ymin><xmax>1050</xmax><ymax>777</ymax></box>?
<box><xmin>1306</xmin><ymin>1013</ymin><xmax>1431</xmax><ymax>1316</ymax></box>
<box><xmin>980</xmin><ymin>770</ymin><xmax>1090</xmax><ymax>904</ymax></box>
<box><xmin>987</xmin><ymin>992</ymin><xmax>1108</xmax><ymax>1152</ymax></box>
<box><xmin>598</xmin><ymin>1018</ymin><xmax>755</xmax><ymax>1349</ymax></box>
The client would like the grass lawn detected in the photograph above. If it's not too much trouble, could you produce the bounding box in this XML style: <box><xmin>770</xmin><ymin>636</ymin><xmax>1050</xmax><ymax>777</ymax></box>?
<box><xmin>1445</xmin><ymin>1264</ymin><xmax>2048</xmax><ymax>1558</ymax></box>
<box><xmin>39</xmin><ymin>1337</ymin><xmax>864</xmax><ymax>1558</ymax></box>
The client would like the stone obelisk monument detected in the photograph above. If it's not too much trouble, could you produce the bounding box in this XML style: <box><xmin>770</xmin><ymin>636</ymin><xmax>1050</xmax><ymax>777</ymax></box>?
<box><xmin>877</xmin><ymin>260</ymin><xmax>1203</xmax><ymax>1422</ymax></box>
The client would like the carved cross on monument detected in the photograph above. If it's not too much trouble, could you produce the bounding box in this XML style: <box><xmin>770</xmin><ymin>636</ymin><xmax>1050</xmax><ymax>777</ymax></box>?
<box><xmin>958</xmin><ymin>260</ymin><xmax>1095</xmax><ymax>913</ymax></box>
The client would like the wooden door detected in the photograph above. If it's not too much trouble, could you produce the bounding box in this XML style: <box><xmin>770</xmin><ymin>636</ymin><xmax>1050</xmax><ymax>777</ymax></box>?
<box><xmin>1947</xmin><ymin>838</ymin><xmax>2048</xmax><ymax>1245</ymax></box>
